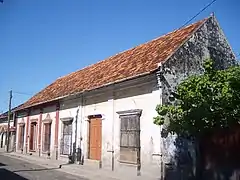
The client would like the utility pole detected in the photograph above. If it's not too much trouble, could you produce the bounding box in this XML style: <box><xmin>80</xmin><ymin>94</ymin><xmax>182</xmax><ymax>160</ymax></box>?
<box><xmin>6</xmin><ymin>90</ymin><xmax>12</xmax><ymax>152</ymax></box>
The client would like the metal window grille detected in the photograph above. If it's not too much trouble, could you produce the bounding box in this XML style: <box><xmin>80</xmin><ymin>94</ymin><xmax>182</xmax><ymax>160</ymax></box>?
<box><xmin>120</xmin><ymin>115</ymin><xmax>140</xmax><ymax>164</ymax></box>
<box><xmin>60</xmin><ymin>123</ymin><xmax>72</xmax><ymax>155</ymax></box>
<box><xmin>43</xmin><ymin>123</ymin><xmax>51</xmax><ymax>152</ymax></box>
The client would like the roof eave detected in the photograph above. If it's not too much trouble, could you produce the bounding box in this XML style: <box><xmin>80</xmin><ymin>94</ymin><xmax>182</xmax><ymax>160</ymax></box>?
<box><xmin>14</xmin><ymin>70</ymin><xmax>157</xmax><ymax>112</ymax></box>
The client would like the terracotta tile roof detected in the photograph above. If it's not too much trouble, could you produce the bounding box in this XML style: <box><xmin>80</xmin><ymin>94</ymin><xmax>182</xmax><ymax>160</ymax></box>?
<box><xmin>0</xmin><ymin>105</ymin><xmax>22</xmax><ymax>119</ymax></box>
<box><xmin>0</xmin><ymin>114</ymin><xmax>7</xmax><ymax>119</ymax></box>
<box><xmin>17</xmin><ymin>18</ymin><xmax>208</xmax><ymax>111</ymax></box>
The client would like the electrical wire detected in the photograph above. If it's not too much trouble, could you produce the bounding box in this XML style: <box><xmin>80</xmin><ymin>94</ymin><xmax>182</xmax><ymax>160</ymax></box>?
<box><xmin>180</xmin><ymin>0</ymin><xmax>217</xmax><ymax>29</ymax></box>
<box><xmin>12</xmin><ymin>91</ymin><xmax>33</xmax><ymax>96</ymax></box>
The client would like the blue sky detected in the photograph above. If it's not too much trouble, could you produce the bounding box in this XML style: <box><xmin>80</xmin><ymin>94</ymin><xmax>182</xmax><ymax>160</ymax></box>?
<box><xmin>0</xmin><ymin>0</ymin><xmax>239</xmax><ymax>112</ymax></box>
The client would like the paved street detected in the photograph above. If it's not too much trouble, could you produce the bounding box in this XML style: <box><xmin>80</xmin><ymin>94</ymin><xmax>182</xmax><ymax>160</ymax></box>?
<box><xmin>0</xmin><ymin>152</ymin><xmax>88</xmax><ymax>180</ymax></box>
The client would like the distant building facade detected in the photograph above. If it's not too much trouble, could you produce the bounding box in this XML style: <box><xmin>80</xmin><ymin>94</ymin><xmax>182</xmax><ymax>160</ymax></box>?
<box><xmin>0</xmin><ymin>112</ymin><xmax>16</xmax><ymax>151</ymax></box>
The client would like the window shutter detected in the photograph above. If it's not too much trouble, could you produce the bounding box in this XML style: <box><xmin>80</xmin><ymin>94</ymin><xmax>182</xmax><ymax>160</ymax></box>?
<box><xmin>118</xmin><ymin>109</ymin><xmax>142</xmax><ymax>164</ymax></box>
<box><xmin>61</xmin><ymin>123</ymin><xmax>72</xmax><ymax>155</ymax></box>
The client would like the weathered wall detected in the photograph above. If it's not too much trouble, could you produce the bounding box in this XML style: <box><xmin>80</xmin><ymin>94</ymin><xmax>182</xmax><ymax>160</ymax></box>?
<box><xmin>58</xmin><ymin>97</ymin><xmax>81</xmax><ymax>161</ymax></box>
<box><xmin>41</xmin><ymin>105</ymin><xmax>56</xmax><ymax>157</ymax></box>
<box><xmin>15</xmin><ymin>105</ymin><xmax>57</xmax><ymax>158</ymax></box>
<box><xmin>58</xmin><ymin>73</ymin><xmax>163</xmax><ymax>179</ymax></box>
<box><xmin>162</xmin><ymin>16</ymin><xmax>236</xmax><ymax>105</ymax></box>
<box><xmin>0</xmin><ymin>120</ymin><xmax>14</xmax><ymax>150</ymax></box>
<box><xmin>160</xmin><ymin>16</ymin><xmax>236</xmax><ymax>179</ymax></box>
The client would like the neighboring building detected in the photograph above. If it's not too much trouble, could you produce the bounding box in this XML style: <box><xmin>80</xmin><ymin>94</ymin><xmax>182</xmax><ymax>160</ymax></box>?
<box><xmin>13</xmin><ymin>15</ymin><xmax>236</xmax><ymax>179</ymax></box>
<box><xmin>0</xmin><ymin>112</ymin><xmax>16</xmax><ymax>151</ymax></box>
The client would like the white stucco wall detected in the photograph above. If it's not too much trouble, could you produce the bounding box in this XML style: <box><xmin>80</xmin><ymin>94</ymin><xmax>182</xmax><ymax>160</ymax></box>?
<box><xmin>15</xmin><ymin>105</ymin><xmax>57</xmax><ymax>157</ymax></box>
<box><xmin>15</xmin><ymin>73</ymin><xmax>162</xmax><ymax>178</ymax></box>
<box><xmin>16</xmin><ymin>115</ymin><xmax>27</xmax><ymax>152</ymax></box>
<box><xmin>0</xmin><ymin>120</ymin><xmax>14</xmax><ymax>149</ymax></box>
<box><xmin>58</xmin><ymin>73</ymin><xmax>163</xmax><ymax>177</ymax></box>
<box><xmin>58</xmin><ymin>98</ymin><xmax>80</xmax><ymax>160</ymax></box>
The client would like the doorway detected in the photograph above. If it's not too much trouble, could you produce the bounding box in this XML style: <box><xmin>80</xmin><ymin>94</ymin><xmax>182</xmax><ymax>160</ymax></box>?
<box><xmin>0</xmin><ymin>133</ymin><xmax>4</xmax><ymax>148</ymax></box>
<box><xmin>29</xmin><ymin>122</ymin><xmax>37</xmax><ymax>151</ymax></box>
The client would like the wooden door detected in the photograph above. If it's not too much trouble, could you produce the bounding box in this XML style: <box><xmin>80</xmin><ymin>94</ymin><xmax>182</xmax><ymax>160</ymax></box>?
<box><xmin>21</xmin><ymin>125</ymin><xmax>25</xmax><ymax>149</ymax></box>
<box><xmin>29</xmin><ymin>122</ymin><xmax>37</xmax><ymax>151</ymax></box>
<box><xmin>89</xmin><ymin>118</ymin><xmax>102</xmax><ymax>160</ymax></box>
<box><xmin>18</xmin><ymin>125</ymin><xmax>24</xmax><ymax>149</ymax></box>
<box><xmin>29</xmin><ymin>124</ymin><xmax>34</xmax><ymax>150</ymax></box>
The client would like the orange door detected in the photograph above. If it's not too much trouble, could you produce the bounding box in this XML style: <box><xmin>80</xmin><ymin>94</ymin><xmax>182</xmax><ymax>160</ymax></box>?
<box><xmin>89</xmin><ymin>118</ymin><xmax>102</xmax><ymax>160</ymax></box>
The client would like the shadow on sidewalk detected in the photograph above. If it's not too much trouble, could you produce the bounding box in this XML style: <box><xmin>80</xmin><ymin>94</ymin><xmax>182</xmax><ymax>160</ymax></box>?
<box><xmin>0</xmin><ymin>168</ymin><xmax>28</xmax><ymax>180</ymax></box>
<box><xmin>13</xmin><ymin>163</ymin><xmax>72</xmax><ymax>173</ymax></box>
<box><xmin>13</xmin><ymin>167</ymin><xmax>60</xmax><ymax>173</ymax></box>
<box><xmin>0</xmin><ymin>162</ymin><xmax>6</xmax><ymax>167</ymax></box>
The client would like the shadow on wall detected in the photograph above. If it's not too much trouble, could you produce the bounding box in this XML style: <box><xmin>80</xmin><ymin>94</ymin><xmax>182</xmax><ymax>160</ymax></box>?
<box><xmin>162</xmin><ymin>128</ymin><xmax>240</xmax><ymax>180</ymax></box>
<box><xmin>0</xmin><ymin>168</ymin><xmax>28</xmax><ymax>180</ymax></box>
<box><xmin>161</xmin><ymin>132</ymin><xmax>196</xmax><ymax>180</ymax></box>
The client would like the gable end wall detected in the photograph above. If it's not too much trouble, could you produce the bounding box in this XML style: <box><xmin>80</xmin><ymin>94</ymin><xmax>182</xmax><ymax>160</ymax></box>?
<box><xmin>162</xmin><ymin>16</ymin><xmax>236</xmax><ymax>105</ymax></box>
<box><xmin>160</xmin><ymin>17</ymin><xmax>236</xmax><ymax>180</ymax></box>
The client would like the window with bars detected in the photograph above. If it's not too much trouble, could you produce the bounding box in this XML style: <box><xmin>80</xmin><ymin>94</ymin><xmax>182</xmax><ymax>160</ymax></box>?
<box><xmin>43</xmin><ymin>123</ymin><xmax>51</xmax><ymax>152</ymax></box>
<box><xmin>118</xmin><ymin>109</ymin><xmax>142</xmax><ymax>164</ymax></box>
<box><xmin>60</xmin><ymin>122</ymin><xmax>72</xmax><ymax>155</ymax></box>
<box><xmin>18</xmin><ymin>125</ymin><xmax>25</xmax><ymax>150</ymax></box>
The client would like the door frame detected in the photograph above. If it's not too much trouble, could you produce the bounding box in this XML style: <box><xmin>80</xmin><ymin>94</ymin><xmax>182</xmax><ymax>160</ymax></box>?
<box><xmin>18</xmin><ymin>124</ymin><xmax>25</xmax><ymax>150</ymax></box>
<box><xmin>29</xmin><ymin>121</ymin><xmax>37</xmax><ymax>151</ymax></box>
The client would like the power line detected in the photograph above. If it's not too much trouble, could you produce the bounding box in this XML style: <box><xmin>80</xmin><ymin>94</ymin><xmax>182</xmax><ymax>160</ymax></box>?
<box><xmin>180</xmin><ymin>0</ymin><xmax>217</xmax><ymax>29</ymax></box>
<box><xmin>12</xmin><ymin>91</ymin><xmax>33</xmax><ymax>96</ymax></box>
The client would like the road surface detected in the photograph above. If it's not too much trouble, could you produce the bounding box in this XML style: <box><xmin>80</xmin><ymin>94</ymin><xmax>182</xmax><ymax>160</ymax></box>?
<box><xmin>0</xmin><ymin>152</ymin><xmax>88</xmax><ymax>180</ymax></box>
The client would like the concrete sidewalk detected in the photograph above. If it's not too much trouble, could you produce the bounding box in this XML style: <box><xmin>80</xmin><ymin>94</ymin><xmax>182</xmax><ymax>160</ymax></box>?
<box><xmin>0</xmin><ymin>150</ymin><xmax>154</xmax><ymax>180</ymax></box>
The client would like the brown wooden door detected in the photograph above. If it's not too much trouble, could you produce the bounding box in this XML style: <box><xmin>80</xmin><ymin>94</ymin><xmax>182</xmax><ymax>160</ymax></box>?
<box><xmin>89</xmin><ymin>118</ymin><xmax>102</xmax><ymax>160</ymax></box>
<box><xmin>21</xmin><ymin>125</ymin><xmax>25</xmax><ymax>149</ymax></box>
<box><xmin>29</xmin><ymin>124</ymin><xmax>34</xmax><ymax>150</ymax></box>
<box><xmin>18</xmin><ymin>126</ymin><xmax>23</xmax><ymax>149</ymax></box>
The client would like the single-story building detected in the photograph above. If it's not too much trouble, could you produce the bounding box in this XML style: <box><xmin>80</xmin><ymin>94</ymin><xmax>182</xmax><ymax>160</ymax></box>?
<box><xmin>13</xmin><ymin>15</ymin><xmax>236</xmax><ymax>179</ymax></box>
<box><xmin>0</xmin><ymin>111</ymin><xmax>16</xmax><ymax>151</ymax></box>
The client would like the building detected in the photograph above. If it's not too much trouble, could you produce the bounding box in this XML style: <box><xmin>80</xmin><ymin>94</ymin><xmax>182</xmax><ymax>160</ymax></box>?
<box><xmin>13</xmin><ymin>15</ymin><xmax>236</xmax><ymax>179</ymax></box>
<box><xmin>0</xmin><ymin>111</ymin><xmax>16</xmax><ymax>151</ymax></box>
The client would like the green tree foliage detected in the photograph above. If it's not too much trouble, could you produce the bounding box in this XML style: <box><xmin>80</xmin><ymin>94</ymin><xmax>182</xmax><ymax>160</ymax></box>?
<box><xmin>154</xmin><ymin>59</ymin><xmax>240</xmax><ymax>138</ymax></box>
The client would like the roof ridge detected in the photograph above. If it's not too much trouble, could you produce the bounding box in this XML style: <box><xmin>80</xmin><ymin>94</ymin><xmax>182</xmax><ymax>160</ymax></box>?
<box><xmin>161</xmin><ymin>17</ymin><xmax>210</xmax><ymax>65</ymax></box>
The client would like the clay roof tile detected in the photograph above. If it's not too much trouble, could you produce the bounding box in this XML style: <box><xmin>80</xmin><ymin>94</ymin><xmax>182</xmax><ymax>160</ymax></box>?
<box><xmin>17</xmin><ymin>18</ymin><xmax>208</xmax><ymax>110</ymax></box>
